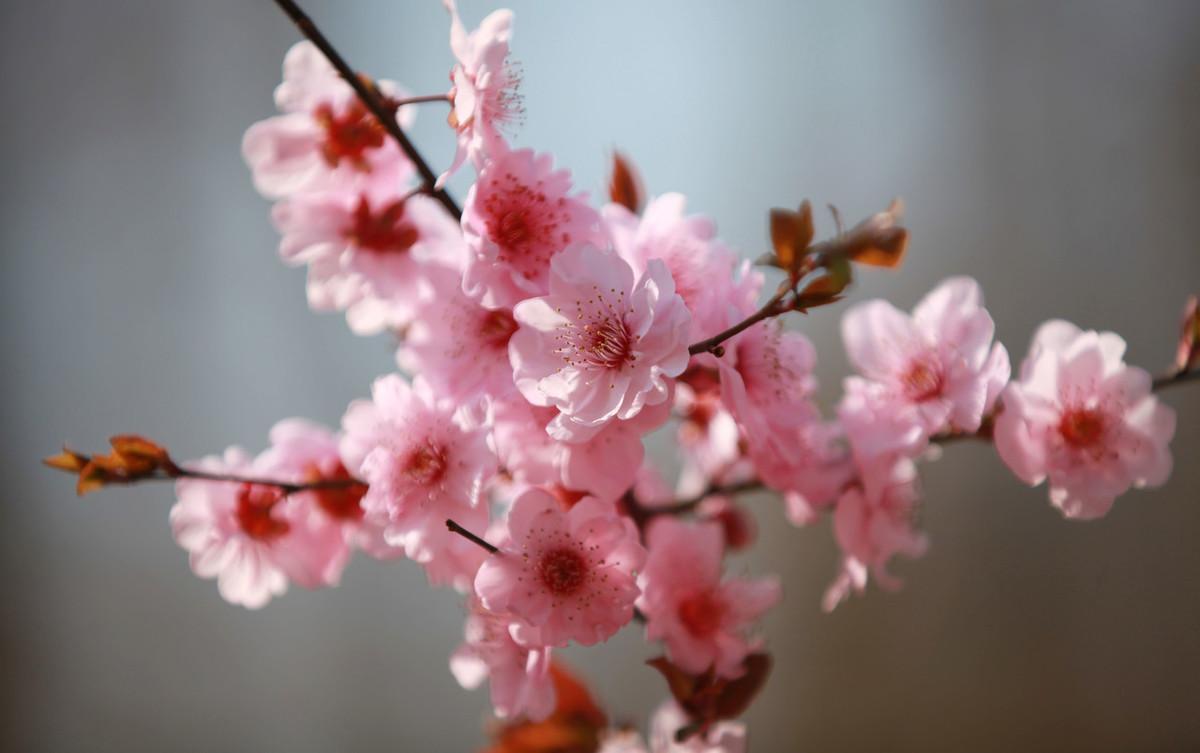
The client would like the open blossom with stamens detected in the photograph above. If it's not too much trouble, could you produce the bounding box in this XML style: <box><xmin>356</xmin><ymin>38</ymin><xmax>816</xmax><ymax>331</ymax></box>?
<box><xmin>257</xmin><ymin>418</ymin><xmax>404</xmax><ymax>561</ymax></box>
<box><xmin>841</xmin><ymin>276</ymin><xmax>1010</xmax><ymax>437</ymax></box>
<box><xmin>462</xmin><ymin>147</ymin><xmax>606</xmax><ymax>309</ymax></box>
<box><xmin>993</xmin><ymin>320</ymin><xmax>1176</xmax><ymax>520</ymax></box>
<box><xmin>340</xmin><ymin>374</ymin><xmax>495</xmax><ymax>587</ymax></box>
<box><xmin>440</xmin><ymin>0</ymin><xmax>521</xmax><ymax>184</ymax></box>
<box><xmin>273</xmin><ymin>189</ymin><xmax>465</xmax><ymax>334</ymax></box>
<box><xmin>823</xmin><ymin>456</ymin><xmax>928</xmax><ymax>612</ymax></box>
<box><xmin>605</xmin><ymin>193</ymin><xmax>759</xmax><ymax>342</ymax></box>
<box><xmin>450</xmin><ymin>597</ymin><xmax>555</xmax><ymax>721</ymax></box>
<box><xmin>474</xmin><ymin>488</ymin><xmax>645</xmax><ymax>647</ymax></box>
<box><xmin>242</xmin><ymin>40</ymin><xmax>414</xmax><ymax>198</ymax></box>
<box><xmin>637</xmin><ymin>518</ymin><xmax>780</xmax><ymax>678</ymax></box>
<box><xmin>510</xmin><ymin>243</ymin><xmax>692</xmax><ymax>440</ymax></box>
<box><xmin>398</xmin><ymin>267</ymin><xmax>521</xmax><ymax>400</ymax></box>
<box><xmin>169</xmin><ymin>447</ymin><xmax>349</xmax><ymax>609</ymax></box>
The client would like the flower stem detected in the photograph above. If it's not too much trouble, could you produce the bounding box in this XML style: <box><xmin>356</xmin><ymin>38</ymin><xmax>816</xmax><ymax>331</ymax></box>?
<box><xmin>446</xmin><ymin>519</ymin><xmax>499</xmax><ymax>554</ymax></box>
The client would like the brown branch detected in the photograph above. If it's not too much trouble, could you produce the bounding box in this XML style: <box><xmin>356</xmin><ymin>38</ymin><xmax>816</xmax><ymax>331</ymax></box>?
<box><xmin>1153</xmin><ymin>367</ymin><xmax>1200</xmax><ymax>392</ymax></box>
<box><xmin>688</xmin><ymin>289</ymin><xmax>791</xmax><ymax>356</ymax></box>
<box><xmin>446</xmin><ymin>519</ymin><xmax>499</xmax><ymax>554</ymax></box>
<box><xmin>271</xmin><ymin>0</ymin><xmax>462</xmax><ymax>221</ymax></box>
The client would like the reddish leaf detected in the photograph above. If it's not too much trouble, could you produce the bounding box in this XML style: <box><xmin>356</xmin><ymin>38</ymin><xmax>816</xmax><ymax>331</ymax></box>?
<box><xmin>483</xmin><ymin>661</ymin><xmax>606</xmax><ymax>753</ymax></box>
<box><xmin>43</xmin><ymin>448</ymin><xmax>88</xmax><ymax>473</ymax></box>
<box><xmin>646</xmin><ymin>653</ymin><xmax>772</xmax><ymax>740</ymax></box>
<box><xmin>769</xmin><ymin>201</ymin><xmax>814</xmax><ymax>280</ymax></box>
<box><xmin>841</xmin><ymin>198</ymin><xmax>907</xmax><ymax>269</ymax></box>
<box><xmin>712</xmin><ymin>653</ymin><xmax>771</xmax><ymax>720</ymax></box>
<box><xmin>608</xmin><ymin>151</ymin><xmax>645</xmax><ymax>215</ymax></box>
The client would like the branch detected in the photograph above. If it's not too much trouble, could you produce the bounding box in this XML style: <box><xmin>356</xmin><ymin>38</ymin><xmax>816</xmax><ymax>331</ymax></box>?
<box><xmin>446</xmin><ymin>519</ymin><xmax>499</xmax><ymax>554</ymax></box>
<box><xmin>688</xmin><ymin>289</ymin><xmax>791</xmax><ymax>356</ymax></box>
<box><xmin>1153</xmin><ymin>367</ymin><xmax>1200</xmax><ymax>392</ymax></box>
<box><xmin>271</xmin><ymin>0</ymin><xmax>462</xmax><ymax>221</ymax></box>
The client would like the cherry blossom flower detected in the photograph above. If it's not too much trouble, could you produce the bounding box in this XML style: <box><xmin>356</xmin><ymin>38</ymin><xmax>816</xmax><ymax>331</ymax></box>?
<box><xmin>822</xmin><ymin>457</ymin><xmax>928</xmax><ymax>612</ymax></box>
<box><xmin>605</xmin><ymin>193</ymin><xmax>759</xmax><ymax>342</ymax></box>
<box><xmin>256</xmin><ymin>418</ymin><xmax>407</xmax><ymax>561</ymax></box>
<box><xmin>510</xmin><ymin>243</ymin><xmax>692</xmax><ymax>440</ymax></box>
<box><xmin>462</xmin><ymin>147</ymin><xmax>606</xmax><ymax>309</ymax></box>
<box><xmin>440</xmin><ymin>0</ymin><xmax>521</xmax><ymax>184</ymax></box>
<box><xmin>718</xmin><ymin>322</ymin><xmax>819</xmax><ymax>443</ymax></box>
<box><xmin>340</xmin><ymin>374</ymin><xmax>495</xmax><ymax>588</ymax></box>
<box><xmin>649</xmin><ymin>700</ymin><xmax>747</xmax><ymax>753</ymax></box>
<box><xmin>273</xmin><ymin>189</ymin><xmax>465</xmax><ymax>334</ymax></box>
<box><xmin>169</xmin><ymin>447</ymin><xmax>349</xmax><ymax>609</ymax></box>
<box><xmin>637</xmin><ymin>518</ymin><xmax>780</xmax><ymax>678</ymax></box>
<box><xmin>474</xmin><ymin>488</ymin><xmax>645</xmax><ymax>647</ymax></box>
<box><xmin>993</xmin><ymin>320</ymin><xmax>1176</xmax><ymax>520</ymax></box>
<box><xmin>841</xmin><ymin>276</ymin><xmax>1010</xmax><ymax>437</ymax></box>
<box><xmin>242</xmin><ymin>40</ymin><xmax>413</xmax><ymax>199</ymax></box>
<box><xmin>397</xmin><ymin>267</ymin><xmax>521</xmax><ymax>400</ymax></box>
<box><xmin>674</xmin><ymin>367</ymin><xmax>746</xmax><ymax>491</ymax></box>
<box><xmin>558</xmin><ymin>400</ymin><xmax>672</xmax><ymax>501</ymax></box>
<box><xmin>756</xmin><ymin>419</ymin><xmax>854</xmax><ymax>527</ymax></box>
<box><xmin>450</xmin><ymin>598</ymin><xmax>555</xmax><ymax>721</ymax></box>
<box><xmin>491</xmin><ymin>399</ymin><xmax>562</xmax><ymax>489</ymax></box>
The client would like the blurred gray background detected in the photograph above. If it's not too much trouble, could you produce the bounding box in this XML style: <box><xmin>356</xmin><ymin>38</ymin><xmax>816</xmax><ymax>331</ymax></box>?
<box><xmin>3</xmin><ymin>1</ymin><xmax>1199</xmax><ymax>751</ymax></box>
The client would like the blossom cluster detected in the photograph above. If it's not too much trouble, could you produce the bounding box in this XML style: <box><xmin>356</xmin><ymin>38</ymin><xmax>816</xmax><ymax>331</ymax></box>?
<box><xmin>46</xmin><ymin>1</ymin><xmax>1191</xmax><ymax>749</ymax></box>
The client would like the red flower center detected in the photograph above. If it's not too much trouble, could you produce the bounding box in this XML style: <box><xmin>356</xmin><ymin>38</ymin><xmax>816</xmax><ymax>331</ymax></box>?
<box><xmin>538</xmin><ymin>546</ymin><xmax>588</xmax><ymax>596</ymax></box>
<box><xmin>902</xmin><ymin>360</ymin><xmax>944</xmax><ymax>401</ymax></box>
<box><xmin>345</xmin><ymin>196</ymin><xmax>419</xmax><ymax>254</ymax></box>
<box><xmin>404</xmin><ymin>442</ymin><xmax>448</xmax><ymax>486</ymax></box>
<box><xmin>315</xmin><ymin>101</ymin><xmax>386</xmax><ymax>171</ymax></box>
<box><xmin>235</xmin><ymin>483</ymin><xmax>290</xmax><ymax>541</ymax></box>
<box><xmin>1059</xmin><ymin>407</ymin><xmax>1106</xmax><ymax>449</ymax></box>
<box><xmin>480</xmin><ymin>309</ymin><xmax>519</xmax><ymax>349</ymax></box>
<box><xmin>580</xmin><ymin>316</ymin><xmax>634</xmax><ymax>370</ymax></box>
<box><xmin>306</xmin><ymin>463</ymin><xmax>365</xmax><ymax>521</ymax></box>
<box><xmin>678</xmin><ymin>590</ymin><xmax>725</xmax><ymax>638</ymax></box>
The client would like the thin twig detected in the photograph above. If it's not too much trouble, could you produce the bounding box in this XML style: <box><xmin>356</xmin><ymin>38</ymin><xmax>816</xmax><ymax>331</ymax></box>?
<box><xmin>1152</xmin><ymin>368</ymin><xmax>1200</xmax><ymax>392</ymax></box>
<box><xmin>688</xmin><ymin>289</ymin><xmax>791</xmax><ymax>356</ymax></box>
<box><xmin>271</xmin><ymin>0</ymin><xmax>462</xmax><ymax>221</ymax></box>
<box><xmin>446</xmin><ymin>519</ymin><xmax>499</xmax><ymax>554</ymax></box>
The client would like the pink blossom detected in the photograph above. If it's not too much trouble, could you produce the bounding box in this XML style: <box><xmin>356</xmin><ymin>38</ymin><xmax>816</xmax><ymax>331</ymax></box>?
<box><xmin>718</xmin><ymin>321</ymin><xmax>819</xmax><ymax>448</ymax></box>
<box><xmin>397</xmin><ymin>267</ymin><xmax>521</xmax><ymax>400</ymax></box>
<box><xmin>638</xmin><ymin>518</ymin><xmax>780</xmax><ymax>678</ymax></box>
<box><xmin>450</xmin><ymin>598</ymin><xmax>555</xmax><ymax>721</ymax></box>
<box><xmin>440</xmin><ymin>1</ymin><xmax>521</xmax><ymax>184</ymax></box>
<box><xmin>756</xmin><ymin>419</ymin><xmax>854</xmax><ymax>526</ymax></box>
<box><xmin>273</xmin><ymin>189</ymin><xmax>465</xmax><ymax>334</ymax></box>
<box><xmin>242</xmin><ymin>40</ymin><xmax>413</xmax><ymax>198</ymax></box>
<box><xmin>169</xmin><ymin>447</ymin><xmax>349</xmax><ymax>609</ymax></box>
<box><xmin>491</xmin><ymin>399</ymin><xmax>561</xmax><ymax>489</ymax></box>
<box><xmin>556</xmin><ymin>399</ymin><xmax>672</xmax><ymax>501</ymax></box>
<box><xmin>674</xmin><ymin>367</ymin><xmax>746</xmax><ymax>490</ymax></box>
<box><xmin>474</xmin><ymin>488</ymin><xmax>645</xmax><ymax>647</ymax></box>
<box><xmin>510</xmin><ymin>243</ymin><xmax>692</xmax><ymax>440</ymax></box>
<box><xmin>841</xmin><ymin>276</ymin><xmax>1010</xmax><ymax>437</ymax></box>
<box><xmin>993</xmin><ymin>320</ymin><xmax>1176</xmax><ymax>520</ymax></box>
<box><xmin>462</xmin><ymin>148</ymin><xmax>605</xmax><ymax>309</ymax></box>
<box><xmin>649</xmin><ymin>700</ymin><xmax>747</xmax><ymax>753</ymax></box>
<box><xmin>256</xmin><ymin>418</ymin><xmax>404</xmax><ymax>561</ymax></box>
<box><xmin>823</xmin><ymin>457</ymin><xmax>928</xmax><ymax>612</ymax></box>
<box><xmin>605</xmin><ymin>194</ymin><xmax>759</xmax><ymax>341</ymax></box>
<box><xmin>340</xmin><ymin>374</ymin><xmax>495</xmax><ymax>589</ymax></box>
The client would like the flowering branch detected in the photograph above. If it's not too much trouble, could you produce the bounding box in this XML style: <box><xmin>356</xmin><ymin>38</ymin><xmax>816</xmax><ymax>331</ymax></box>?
<box><xmin>43</xmin><ymin>435</ymin><xmax>365</xmax><ymax>497</ymax></box>
<box><xmin>271</xmin><ymin>0</ymin><xmax>462</xmax><ymax>220</ymax></box>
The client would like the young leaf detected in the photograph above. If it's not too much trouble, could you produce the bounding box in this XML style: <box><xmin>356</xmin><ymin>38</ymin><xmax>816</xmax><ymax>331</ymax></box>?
<box><xmin>608</xmin><ymin>151</ymin><xmax>645</xmax><ymax>215</ymax></box>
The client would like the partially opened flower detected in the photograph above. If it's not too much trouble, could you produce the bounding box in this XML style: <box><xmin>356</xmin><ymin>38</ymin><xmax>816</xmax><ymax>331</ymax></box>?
<box><xmin>823</xmin><ymin>457</ymin><xmax>928</xmax><ymax>612</ymax></box>
<box><xmin>242</xmin><ymin>40</ymin><xmax>413</xmax><ymax>198</ymax></box>
<box><xmin>440</xmin><ymin>0</ymin><xmax>522</xmax><ymax>183</ymax></box>
<box><xmin>510</xmin><ymin>243</ymin><xmax>692</xmax><ymax>440</ymax></box>
<box><xmin>340</xmin><ymin>374</ymin><xmax>495</xmax><ymax>584</ymax></box>
<box><xmin>993</xmin><ymin>320</ymin><xmax>1176</xmax><ymax>520</ymax></box>
<box><xmin>169</xmin><ymin>447</ymin><xmax>349</xmax><ymax>609</ymax></box>
<box><xmin>841</xmin><ymin>276</ymin><xmax>1010</xmax><ymax>437</ymax></box>
<box><xmin>474</xmin><ymin>488</ymin><xmax>645</xmax><ymax>647</ymax></box>
<box><xmin>450</xmin><ymin>597</ymin><xmax>556</xmax><ymax>721</ymax></box>
<box><xmin>637</xmin><ymin>518</ymin><xmax>780</xmax><ymax>678</ymax></box>
<box><xmin>398</xmin><ymin>266</ymin><xmax>521</xmax><ymax>400</ymax></box>
<box><xmin>462</xmin><ymin>147</ymin><xmax>605</xmax><ymax>309</ymax></box>
<box><xmin>606</xmin><ymin>193</ymin><xmax>759</xmax><ymax>342</ymax></box>
<box><xmin>272</xmin><ymin>189</ymin><xmax>465</xmax><ymax>334</ymax></box>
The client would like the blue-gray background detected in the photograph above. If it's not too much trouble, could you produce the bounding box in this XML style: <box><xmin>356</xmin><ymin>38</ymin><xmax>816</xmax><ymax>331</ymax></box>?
<box><xmin>3</xmin><ymin>1</ymin><xmax>1199</xmax><ymax>751</ymax></box>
